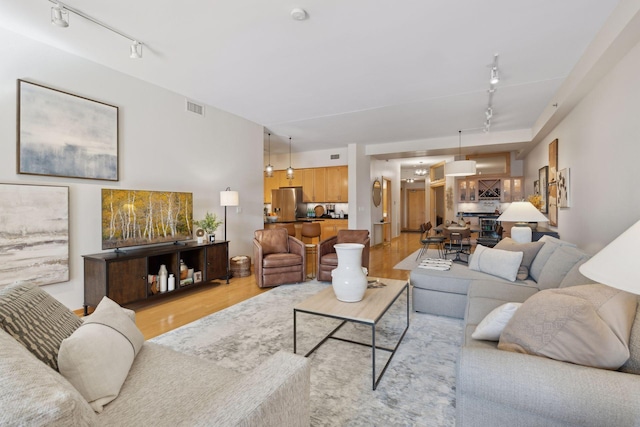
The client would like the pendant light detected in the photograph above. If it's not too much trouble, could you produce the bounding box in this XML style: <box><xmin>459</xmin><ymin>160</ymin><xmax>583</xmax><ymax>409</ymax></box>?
<box><xmin>265</xmin><ymin>133</ymin><xmax>274</xmax><ymax>177</ymax></box>
<box><xmin>286</xmin><ymin>137</ymin><xmax>294</xmax><ymax>179</ymax></box>
<box><xmin>445</xmin><ymin>130</ymin><xmax>476</xmax><ymax>176</ymax></box>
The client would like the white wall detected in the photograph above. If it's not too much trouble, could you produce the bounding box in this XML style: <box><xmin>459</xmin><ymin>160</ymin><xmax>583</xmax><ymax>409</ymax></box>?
<box><xmin>524</xmin><ymin>37</ymin><xmax>640</xmax><ymax>254</ymax></box>
<box><xmin>0</xmin><ymin>29</ymin><xmax>263</xmax><ymax>309</ymax></box>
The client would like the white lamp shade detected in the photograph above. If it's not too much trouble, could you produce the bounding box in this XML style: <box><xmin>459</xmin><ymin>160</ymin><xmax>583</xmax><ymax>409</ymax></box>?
<box><xmin>220</xmin><ymin>190</ymin><xmax>239</xmax><ymax>207</ymax></box>
<box><xmin>579</xmin><ymin>219</ymin><xmax>640</xmax><ymax>295</ymax></box>
<box><xmin>445</xmin><ymin>160</ymin><xmax>476</xmax><ymax>177</ymax></box>
<box><xmin>497</xmin><ymin>201</ymin><xmax>549</xmax><ymax>223</ymax></box>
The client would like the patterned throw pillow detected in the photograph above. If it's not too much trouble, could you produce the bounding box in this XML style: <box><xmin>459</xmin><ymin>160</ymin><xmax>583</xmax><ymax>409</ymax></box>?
<box><xmin>0</xmin><ymin>282</ymin><xmax>82</xmax><ymax>370</ymax></box>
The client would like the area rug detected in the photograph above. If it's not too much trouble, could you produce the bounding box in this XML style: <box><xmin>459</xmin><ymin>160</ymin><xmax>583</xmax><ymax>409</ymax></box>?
<box><xmin>393</xmin><ymin>248</ymin><xmax>443</xmax><ymax>270</ymax></box>
<box><xmin>151</xmin><ymin>281</ymin><xmax>462</xmax><ymax>426</ymax></box>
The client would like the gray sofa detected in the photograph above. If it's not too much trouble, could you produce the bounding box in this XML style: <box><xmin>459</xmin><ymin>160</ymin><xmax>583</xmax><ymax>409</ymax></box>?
<box><xmin>0</xmin><ymin>285</ymin><xmax>310</xmax><ymax>426</ymax></box>
<box><xmin>410</xmin><ymin>235</ymin><xmax>640</xmax><ymax>426</ymax></box>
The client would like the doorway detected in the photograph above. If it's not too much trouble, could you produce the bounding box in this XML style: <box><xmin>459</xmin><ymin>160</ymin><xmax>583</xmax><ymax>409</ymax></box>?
<box><xmin>430</xmin><ymin>183</ymin><xmax>445</xmax><ymax>226</ymax></box>
<box><xmin>406</xmin><ymin>188</ymin><xmax>425</xmax><ymax>231</ymax></box>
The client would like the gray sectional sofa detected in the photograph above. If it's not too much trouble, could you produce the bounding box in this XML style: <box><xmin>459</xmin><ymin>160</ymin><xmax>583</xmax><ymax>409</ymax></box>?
<box><xmin>0</xmin><ymin>283</ymin><xmax>310</xmax><ymax>426</ymax></box>
<box><xmin>410</xmin><ymin>235</ymin><xmax>640</xmax><ymax>426</ymax></box>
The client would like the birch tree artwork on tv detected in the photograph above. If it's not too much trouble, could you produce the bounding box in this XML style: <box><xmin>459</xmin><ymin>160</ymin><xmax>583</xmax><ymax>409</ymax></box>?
<box><xmin>0</xmin><ymin>184</ymin><xmax>69</xmax><ymax>288</ymax></box>
<box><xmin>18</xmin><ymin>80</ymin><xmax>118</xmax><ymax>181</ymax></box>
<box><xmin>102</xmin><ymin>189</ymin><xmax>193</xmax><ymax>250</ymax></box>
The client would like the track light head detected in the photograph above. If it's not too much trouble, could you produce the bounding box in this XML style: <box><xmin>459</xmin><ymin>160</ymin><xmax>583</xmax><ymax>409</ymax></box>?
<box><xmin>130</xmin><ymin>41</ymin><xmax>142</xmax><ymax>59</ymax></box>
<box><xmin>490</xmin><ymin>67</ymin><xmax>499</xmax><ymax>85</ymax></box>
<box><xmin>51</xmin><ymin>4</ymin><xmax>69</xmax><ymax>27</ymax></box>
<box><xmin>485</xmin><ymin>107</ymin><xmax>493</xmax><ymax>120</ymax></box>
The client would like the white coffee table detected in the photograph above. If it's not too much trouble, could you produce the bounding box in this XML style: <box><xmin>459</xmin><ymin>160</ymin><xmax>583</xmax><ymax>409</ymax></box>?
<box><xmin>293</xmin><ymin>277</ymin><xmax>409</xmax><ymax>390</ymax></box>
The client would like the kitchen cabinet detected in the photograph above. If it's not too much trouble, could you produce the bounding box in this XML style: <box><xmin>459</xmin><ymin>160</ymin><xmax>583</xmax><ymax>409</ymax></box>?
<box><xmin>264</xmin><ymin>171</ymin><xmax>281</xmax><ymax>203</ymax></box>
<box><xmin>302</xmin><ymin>168</ymin><xmax>326</xmax><ymax>203</ymax></box>
<box><xmin>279</xmin><ymin>168</ymin><xmax>304</xmax><ymax>188</ymax></box>
<box><xmin>502</xmin><ymin>177</ymin><xmax>523</xmax><ymax>202</ymax></box>
<box><xmin>82</xmin><ymin>241</ymin><xmax>228</xmax><ymax>314</ymax></box>
<box><xmin>457</xmin><ymin>179</ymin><xmax>477</xmax><ymax>202</ymax></box>
<box><xmin>319</xmin><ymin>219</ymin><xmax>348</xmax><ymax>240</ymax></box>
<box><xmin>326</xmin><ymin>166</ymin><xmax>348</xmax><ymax>202</ymax></box>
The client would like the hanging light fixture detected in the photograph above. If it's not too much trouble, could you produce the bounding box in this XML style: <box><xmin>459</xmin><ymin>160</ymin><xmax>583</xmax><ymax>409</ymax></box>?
<box><xmin>51</xmin><ymin>3</ymin><xmax>69</xmax><ymax>27</ymax></box>
<box><xmin>286</xmin><ymin>137</ymin><xmax>294</xmax><ymax>179</ymax></box>
<box><xmin>265</xmin><ymin>133</ymin><xmax>274</xmax><ymax>177</ymax></box>
<box><xmin>445</xmin><ymin>130</ymin><xmax>476</xmax><ymax>176</ymax></box>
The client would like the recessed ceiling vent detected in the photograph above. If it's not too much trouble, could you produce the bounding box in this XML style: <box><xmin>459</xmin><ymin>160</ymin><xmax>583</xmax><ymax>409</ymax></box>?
<box><xmin>330</xmin><ymin>154</ymin><xmax>340</xmax><ymax>160</ymax></box>
<box><xmin>186</xmin><ymin>99</ymin><xmax>205</xmax><ymax>116</ymax></box>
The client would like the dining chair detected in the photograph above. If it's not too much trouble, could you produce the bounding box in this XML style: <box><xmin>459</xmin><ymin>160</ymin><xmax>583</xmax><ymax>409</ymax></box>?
<box><xmin>443</xmin><ymin>227</ymin><xmax>472</xmax><ymax>263</ymax></box>
<box><xmin>416</xmin><ymin>222</ymin><xmax>445</xmax><ymax>260</ymax></box>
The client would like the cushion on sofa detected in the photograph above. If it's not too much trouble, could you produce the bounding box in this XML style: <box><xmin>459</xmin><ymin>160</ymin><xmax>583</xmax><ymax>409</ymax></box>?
<box><xmin>0</xmin><ymin>328</ymin><xmax>98</xmax><ymax>425</ymax></box>
<box><xmin>472</xmin><ymin>302</ymin><xmax>522</xmax><ymax>341</ymax></box>
<box><xmin>469</xmin><ymin>245</ymin><xmax>523</xmax><ymax>282</ymax></box>
<box><xmin>536</xmin><ymin>246</ymin><xmax>589</xmax><ymax>290</ymax></box>
<box><xmin>498</xmin><ymin>284</ymin><xmax>638</xmax><ymax>370</ymax></box>
<box><xmin>620</xmin><ymin>297</ymin><xmax>640</xmax><ymax>374</ymax></box>
<box><xmin>529</xmin><ymin>235</ymin><xmax>576</xmax><ymax>282</ymax></box>
<box><xmin>58</xmin><ymin>296</ymin><xmax>144</xmax><ymax>412</ymax></box>
<box><xmin>559</xmin><ymin>257</ymin><xmax>593</xmax><ymax>288</ymax></box>
<box><xmin>494</xmin><ymin>238</ymin><xmax>544</xmax><ymax>280</ymax></box>
<box><xmin>0</xmin><ymin>282</ymin><xmax>82</xmax><ymax>371</ymax></box>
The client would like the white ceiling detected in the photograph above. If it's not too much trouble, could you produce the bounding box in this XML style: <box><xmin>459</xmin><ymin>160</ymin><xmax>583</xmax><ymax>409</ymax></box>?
<box><xmin>1</xmin><ymin>0</ymin><xmax>620</xmax><ymax>168</ymax></box>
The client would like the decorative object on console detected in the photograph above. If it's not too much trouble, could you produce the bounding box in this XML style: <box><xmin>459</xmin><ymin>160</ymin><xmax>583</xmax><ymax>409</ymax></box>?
<box><xmin>220</xmin><ymin>188</ymin><xmax>239</xmax><ymax>241</ymax></box>
<box><xmin>0</xmin><ymin>183</ymin><xmax>69</xmax><ymax>287</ymax></box>
<box><xmin>331</xmin><ymin>243</ymin><xmax>368</xmax><ymax>302</ymax></box>
<box><xmin>558</xmin><ymin>168</ymin><xmax>570</xmax><ymax>208</ymax></box>
<box><xmin>196</xmin><ymin>228</ymin><xmax>205</xmax><ymax>244</ymax></box>
<box><xmin>101</xmin><ymin>189</ymin><xmax>193</xmax><ymax>250</ymax></box>
<box><xmin>497</xmin><ymin>201</ymin><xmax>549</xmax><ymax>243</ymax></box>
<box><xmin>445</xmin><ymin>130</ymin><xmax>476</xmax><ymax>176</ymax></box>
<box><xmin>18</xmin><ymin>80</ymin><xmax>118</xmax><ymax>181</ymax></box>
<box><xmin>194</xmin><ymin>212</ymin><xmax>222</xmax><ymax>243</ymax></box>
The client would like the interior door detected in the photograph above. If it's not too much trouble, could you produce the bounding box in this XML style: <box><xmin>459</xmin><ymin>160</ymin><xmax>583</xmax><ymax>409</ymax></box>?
<box><xmin>407</xmin><ymin>189</ymin><xmax>425</xmax><ymax>231</ymax></box>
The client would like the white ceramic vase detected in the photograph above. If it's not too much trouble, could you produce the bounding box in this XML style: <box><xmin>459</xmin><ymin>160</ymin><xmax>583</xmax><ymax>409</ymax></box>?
<box><xmin>331</xmin><ymin>243</ymin><xmax>368</xmax><ymax>302</ymax></box>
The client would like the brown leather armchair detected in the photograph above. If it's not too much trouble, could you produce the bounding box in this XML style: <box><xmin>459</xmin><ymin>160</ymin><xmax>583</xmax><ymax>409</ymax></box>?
<box><xmin>253</xmin><ymin>228</ymin><xmax>306</xmax><ymax>288</ymax></box>
<box><xmin>317</xmin><ymin>229</ymin><xmax>370</xmax><ymax>282</ymax></box>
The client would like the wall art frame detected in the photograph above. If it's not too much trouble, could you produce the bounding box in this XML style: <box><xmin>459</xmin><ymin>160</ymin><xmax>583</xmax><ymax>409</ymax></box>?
<box><xmin>548</xmin><ymin>182</ymin><xmax>558</xmax><ymax>226</ymax></box>
<box><xmin>548</xmin><ymin>138</ymin><xmax>558</xmax><ymax>183</ymax></box>
<box><xmin>17</xmin><ymin>80</ymin><xmax>119</xmax><ymax>181</ymax></box>
<box><xmin>558</xmin><ymin>168</ymin><xmax>571</xmax><ymax>208</ymax></box>
<box><xmin>538</xmin><ymin>166</ymin><xmax>548</xmax><ymax>214</ymax></box>
<box><xmin>0</xmin><ymin>183</ymin><xmax>69</xmax><ymax>288</ymax></box>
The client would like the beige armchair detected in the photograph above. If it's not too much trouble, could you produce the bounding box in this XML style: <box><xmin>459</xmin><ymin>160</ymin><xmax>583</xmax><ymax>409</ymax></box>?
<box><xmin>317</xmin><ymin>230</ymin><xmax>370</xmax><ymax>282</ymax></box>
<box><xmin>253</xmin><ymin>228</ymin><xmax>306</xmax><ymax>288</ymax></box>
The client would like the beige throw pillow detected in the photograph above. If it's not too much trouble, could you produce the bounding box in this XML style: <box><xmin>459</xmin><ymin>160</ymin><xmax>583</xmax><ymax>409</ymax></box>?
<box><xmin>469</xmin><ymin>244</ymin><xmax>523</xmax><ymax>282</ymax></box>
<box><xmin>494</xmin><ymin>238</ymin><xmax>544</xmax><ymax>280</ymax></box>
<box><xmin>58</xmin><ymin>297</ymin><xmax>144</xmax><ymax>412</ymax></box>
<box><xmin>498</xmin><ymin>284</ymin><xmax>638</xmax><ymax>370</ymax></box>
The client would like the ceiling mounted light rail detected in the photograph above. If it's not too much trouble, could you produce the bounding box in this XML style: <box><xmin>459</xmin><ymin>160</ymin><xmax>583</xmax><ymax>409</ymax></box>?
<box><xmin>445</xmin><ymin>130</ymin><xmax>476</xmax><ymax>177</ymax></box>
<box><xmin>48</xmin><ymin>0</ymin><xmax>145</xmax><ymax>59</ymax></box>
<box><xmin>484</xmin><ymin>54</ymin><xmax>500</xmax><ymax>132</ymax></box>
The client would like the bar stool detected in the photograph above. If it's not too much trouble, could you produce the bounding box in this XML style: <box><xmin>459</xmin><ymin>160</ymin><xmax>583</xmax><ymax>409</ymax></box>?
<box><xmin>275</xmin><ymin>222</ymin><xmax>296</xmax><ymax>236</ymax></box>
<box><xmin>301</xmin><ymin>222</ymin><xmax>322</xmax><ymax>279</ymax></box>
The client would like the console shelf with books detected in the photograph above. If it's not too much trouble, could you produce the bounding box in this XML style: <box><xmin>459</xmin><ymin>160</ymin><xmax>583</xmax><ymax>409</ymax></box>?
<box><xmin>82</xmin><ymin>241</ymin><xmax>228</xmax><ymax>315</ymax></box>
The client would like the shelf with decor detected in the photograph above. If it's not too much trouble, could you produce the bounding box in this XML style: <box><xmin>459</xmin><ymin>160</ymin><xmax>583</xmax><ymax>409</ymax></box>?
<box><xmin>82</xmin><ymin>241</ymin><xmax>228</xmax><ymax>315</ymax></box>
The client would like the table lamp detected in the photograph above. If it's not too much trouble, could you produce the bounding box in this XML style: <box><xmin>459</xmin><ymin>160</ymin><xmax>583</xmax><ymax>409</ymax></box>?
<box><xmin>220</xmin><ymin>187</ymin><xmax>239</xmax><ymax>241</ymax></box>
<box><xmin>579</xmin><ymin>219</ymin><xmax>640</xmax><ymax>294</ymax></box>
<box><xmin>497</xmin><ymin>201</ymin><xmax>549</xmax><ymax>243</ymax></box>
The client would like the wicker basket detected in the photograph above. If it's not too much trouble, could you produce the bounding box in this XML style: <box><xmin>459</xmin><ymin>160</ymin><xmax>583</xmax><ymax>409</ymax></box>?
<box><xmin>230</xmin><ymin>255</ymin><xmax>251</xmax><ymax>277</ymax></box>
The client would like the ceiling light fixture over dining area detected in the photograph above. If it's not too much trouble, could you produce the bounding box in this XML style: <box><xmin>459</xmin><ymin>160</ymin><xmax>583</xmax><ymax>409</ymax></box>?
<box><xmin>444</xmin><ymin>130</ymin><xmax>477</xmax><ymax>177</ymax></box>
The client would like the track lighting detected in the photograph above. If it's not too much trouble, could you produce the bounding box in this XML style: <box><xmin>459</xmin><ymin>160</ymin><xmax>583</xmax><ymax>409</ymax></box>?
<box><xmin>48</xmin><ymin>0</ymin><xmax>144</xmax><ymax>59</ymax></box>
<box><xmin>489</xmin><ymin>54</ymin><xmax>500</xmax><ymax>85</ymax></box>
<box><xmin>51</xmin><ymin>3</ymin><xmax>69</xmax><ymax>27</ymax></box>
<box><xmin>485</xmin><ymin>107</ymin><xmax>493</xmax><ymax>120</ymax></box>
<box><xmin>129</xmin><ymin>41</ymin><xmax>142</xmax><ymax>59</ymax></box>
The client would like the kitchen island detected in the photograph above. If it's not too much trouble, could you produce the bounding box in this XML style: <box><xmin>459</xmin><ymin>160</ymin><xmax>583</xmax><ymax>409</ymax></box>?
<box><xmin>263</xmin><ymin>218</ymin><xmax>348</xmax><ymax>242</ymax></box>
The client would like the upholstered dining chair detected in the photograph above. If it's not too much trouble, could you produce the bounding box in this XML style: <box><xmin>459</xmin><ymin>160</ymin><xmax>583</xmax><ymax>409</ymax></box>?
<box><xmin>253</xmin><ymin>228</ymin><xmax>306</xmax><ymax>288</ymax></box>
<box><xmin>317</xmin><ymin>229</ymin><xmax>370</xmax><ymax>282</ymax></box>
<box><xmin>416</xmin><ymin>222</ymin><xmax>445</xmax><ymax>260</ymax></box>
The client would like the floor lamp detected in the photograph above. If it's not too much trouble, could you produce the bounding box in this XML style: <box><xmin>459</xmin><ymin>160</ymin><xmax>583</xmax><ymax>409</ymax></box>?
<box><xmin>220</xmin><ymin>187</ymin><xmax>239</xmax><ymax>242</ymax></box>
<box><xmin>220</xmin><ymin>187</ymin><xmax>239</xmax><ymax>282</ymax></box>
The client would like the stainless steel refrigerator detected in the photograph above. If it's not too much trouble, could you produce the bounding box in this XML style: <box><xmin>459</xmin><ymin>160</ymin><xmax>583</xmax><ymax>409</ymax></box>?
<box><xmin>271</xmin><ymin>187</ymin><xmax>305</xmax><ymax>221</ymax></box>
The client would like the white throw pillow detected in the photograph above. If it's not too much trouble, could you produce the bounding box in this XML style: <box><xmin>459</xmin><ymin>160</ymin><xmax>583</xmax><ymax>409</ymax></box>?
<box><xmin>472</xmin><ymin>302</ymin><xmax>522</xmax><ymax>341</ymax></box>
<box><xmin>469</xmin><ymin>244</ymin><xmax>524</xmax><ymax>282</ymax></box>
<box><xmin>58</xmin><ymin>297</ymin><xmax>144</xmax><ymax>412</ymax></box>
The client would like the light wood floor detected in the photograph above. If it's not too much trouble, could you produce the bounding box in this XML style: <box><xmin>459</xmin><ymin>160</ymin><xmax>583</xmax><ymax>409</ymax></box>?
<box><xmin>133</xmin><ymin>232</ymin><xmax>423</xmax><ymax>340</ymax></box>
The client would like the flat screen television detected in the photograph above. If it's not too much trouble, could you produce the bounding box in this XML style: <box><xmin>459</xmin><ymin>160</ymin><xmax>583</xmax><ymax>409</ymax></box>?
<box><xmin>102</xmin><ymin>189</ymin><xmax>193</xmax><ymax>250</ymax></box>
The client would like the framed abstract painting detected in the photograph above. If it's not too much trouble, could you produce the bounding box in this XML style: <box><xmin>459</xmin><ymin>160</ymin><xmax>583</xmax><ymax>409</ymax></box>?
<box><xmin>0</xmin><ymin>184</ymin><xmax>69</xmax><ymax>287</ymax></box>
<box><xmin>17</xmin><ymin>80</ymin><xmax>119</xmax><ymax>181</ymax></box>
